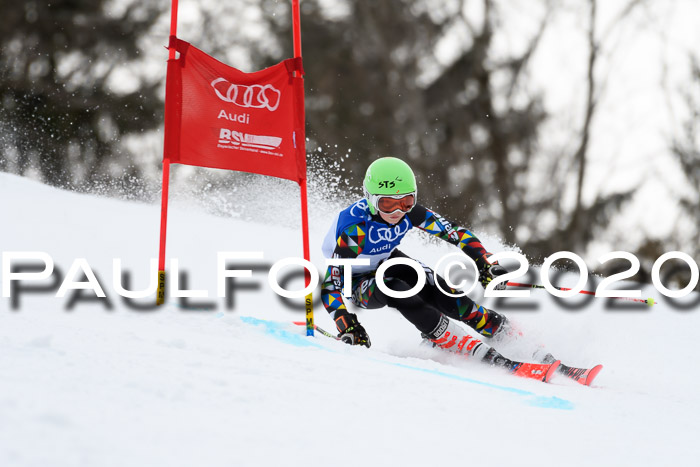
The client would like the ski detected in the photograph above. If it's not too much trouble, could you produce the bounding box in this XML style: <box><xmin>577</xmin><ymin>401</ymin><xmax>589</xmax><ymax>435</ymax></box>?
<box><xmin>541</xmin><ymin>353</ymin><xmax>603</xmax><ymax>386</ymax></box>
<box><xmin>293</xmin><ymin>321</ymin><xmax>561</xmax><ymax>383</ymax></box>
<box><xmin>509</xmin><ymin>360</ymin><xmax>561</xmax><ymax>383</ymax></box>
<box><xmin>557</xmin><ymin>363</ymin><xmax>604</xmax><ymax>386</ymax></box>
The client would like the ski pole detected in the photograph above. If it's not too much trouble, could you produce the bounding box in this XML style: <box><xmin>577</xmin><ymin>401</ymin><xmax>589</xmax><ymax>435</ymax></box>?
<box><xmin>293</xmin><ymin>321</ymin><xmax>340</xmax><ymax>340</ymax></box>
<box><xmin>506</xmin><ymin>282</ymin><xmax>656</xmax><ymax>306</ymax></box>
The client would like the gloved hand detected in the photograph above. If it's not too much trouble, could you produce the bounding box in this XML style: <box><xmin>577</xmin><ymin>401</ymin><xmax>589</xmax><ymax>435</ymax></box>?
<box><xmin>334</xmin><ymin>313</ymin><xmax>371</xmax><ymax>348</ymax></box>
<box><xmin>479</xmin><ymin>262</ymin><xmax>508</xmax><ymax>290</ymax></box>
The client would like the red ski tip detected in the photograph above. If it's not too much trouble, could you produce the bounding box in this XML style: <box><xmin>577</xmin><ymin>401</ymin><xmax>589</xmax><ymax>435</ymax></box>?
<box><xmin>584</xmin><ymin>364</ymin><xmax>604</xmax><ymax>386</ymax></box>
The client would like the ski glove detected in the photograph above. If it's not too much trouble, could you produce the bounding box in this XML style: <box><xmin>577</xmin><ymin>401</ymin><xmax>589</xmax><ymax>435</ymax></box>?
<box><xmin>479</xmin><ymin>263</ymin><xmax>508</xmax><ymax>290</ymax></box>
<box><xmin>334</xmin><ymin>313</ymin><xmax>371</xmax><ymax>348</ymax></box>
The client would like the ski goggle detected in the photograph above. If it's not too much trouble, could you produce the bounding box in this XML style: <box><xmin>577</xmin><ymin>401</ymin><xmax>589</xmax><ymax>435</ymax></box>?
<box><xmin>373</xmin><ymin>193</ymin><xmax>416</xmax><ymax>214</ymax></box>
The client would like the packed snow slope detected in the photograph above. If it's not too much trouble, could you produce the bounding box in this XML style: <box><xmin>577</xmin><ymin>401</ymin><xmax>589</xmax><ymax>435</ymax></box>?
<box><xmin>1</xmin><ymin>172</ymin><xmax>699</xmax><ymax>467</ymax></box>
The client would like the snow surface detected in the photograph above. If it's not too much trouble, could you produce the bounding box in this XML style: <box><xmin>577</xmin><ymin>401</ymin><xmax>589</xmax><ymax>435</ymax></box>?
<box><xmin>1</xmin><ymin>172</ymin><xmax>699</xmax><ymax>467</ymax></box>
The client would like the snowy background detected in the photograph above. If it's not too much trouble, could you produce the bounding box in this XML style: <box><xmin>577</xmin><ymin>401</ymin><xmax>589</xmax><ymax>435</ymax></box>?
<box><xmin>1</xmin><ymin>173</ymin><xmax>699</xmax><ymax>466</ymax></box>
<box><xmin>3</xmin><ymin>0</ymin><xmax>700</xmax><ymax>264</ymax></box>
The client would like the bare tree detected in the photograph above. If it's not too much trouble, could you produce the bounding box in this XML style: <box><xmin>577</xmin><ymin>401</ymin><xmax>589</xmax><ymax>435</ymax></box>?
<box><xmin>669</xmin><ymin>56</ymin><xmax>700</xmax><ymax>260</ymax></box>
<box><xmin>0</xmin><ymin>1</ymin><xmax>164</xmax><ymax>189</ymax></box>
<box><xmin>526</xmin><ymin>0</ymin><xmax>650</xmax><ymax>261</ymax></box>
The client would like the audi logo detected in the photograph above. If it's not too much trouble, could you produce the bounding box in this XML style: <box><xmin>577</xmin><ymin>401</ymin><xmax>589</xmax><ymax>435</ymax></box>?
<box><xmin>210</xmin><ymin>78</ymin><xmax>281</xmax><ymax>111</ymax></box>
<box><xmin>350</xmin><ymin>199</ymin><xmax>369</xmax><ymax>217</ymax></box>
<box><xmin>368</xmin><ymin>219</ymin><xmax>410</xmax><ymax>243</ymax></box>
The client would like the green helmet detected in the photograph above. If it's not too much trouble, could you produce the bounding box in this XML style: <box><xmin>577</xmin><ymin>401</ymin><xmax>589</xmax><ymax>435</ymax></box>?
<box><xmin>363</xmin><ymin>157</ymin><xmax>417</xmax><ymax>215</ymax></box>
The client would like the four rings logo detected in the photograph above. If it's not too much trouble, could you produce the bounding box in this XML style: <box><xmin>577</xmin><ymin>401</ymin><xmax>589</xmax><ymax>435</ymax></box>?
<box><xmin>211</xmin><ymin>78</ymin><xmax>281</xmax><ymax>111</ymax></box>
<box><xmin>368</xmin><ymin>219</ymin><xmax>410</xmax><ymax>243</ymax></box>
<box><xmin>350</xmin><ymin>199</ymin><xmax>369</xmax><ymax>218</ymax></box>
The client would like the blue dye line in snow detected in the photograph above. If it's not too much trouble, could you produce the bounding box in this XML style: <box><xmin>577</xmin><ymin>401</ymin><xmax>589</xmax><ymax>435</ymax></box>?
<box><xmin>241</xmin><ymin>316</ymin><xmax>574</xmax><ymax>411</ymax></box>
<box><xmin>241</xmin><ymin>316</ymin><xmax>326</xmax><ymax>349</ymax></box>
<box><xmin>388</xmin><ymin>361</ymin><xmax>574</xmax><ymax>410</ymax></box>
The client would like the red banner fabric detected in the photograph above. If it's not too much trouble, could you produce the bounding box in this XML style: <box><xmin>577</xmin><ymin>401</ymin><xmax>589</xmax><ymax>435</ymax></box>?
<box><xmin>164</xmin><ymin>38</ymin><xmax>307</xmax><ymax>183</ymax></box>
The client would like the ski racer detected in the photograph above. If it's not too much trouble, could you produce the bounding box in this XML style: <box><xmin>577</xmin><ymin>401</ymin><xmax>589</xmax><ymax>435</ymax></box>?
<box><xmin>320</xmin><ymin>157</ymin><xmax>599</xmax><ymax>383</ymax></box>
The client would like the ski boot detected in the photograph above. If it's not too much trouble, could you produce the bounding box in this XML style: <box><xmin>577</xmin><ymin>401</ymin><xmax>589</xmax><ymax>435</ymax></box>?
<box><xmin>426</xmin><ymin>315</ymin><xmax>559</xmax><ymax>382</ymax></box>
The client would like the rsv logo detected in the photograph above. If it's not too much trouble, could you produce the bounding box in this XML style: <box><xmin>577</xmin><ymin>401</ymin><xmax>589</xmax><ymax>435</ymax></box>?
<box><xmin>218</xmin><ymin>128</ymin><xmax>282</xmax><ymax>151</ymax></box>
<box><xmin>211</xmin><ymin>78</ymin><xmax>281</xmax><ymax>111</ymax></box>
